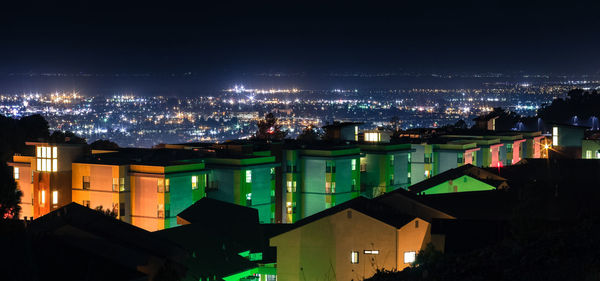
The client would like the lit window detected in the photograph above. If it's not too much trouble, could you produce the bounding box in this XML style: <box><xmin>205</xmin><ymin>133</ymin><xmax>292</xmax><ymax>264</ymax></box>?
<box><xmin>351</xmin><ymin>251</ymin><xmax>359</xmax><ymax>264</ymax></box>
<box><xmin>13</xmin><ymin>167</ymin><xmax>19</xmax><ymax>180</ymax></box>
<box><xmin>246</xmin><ymin>193</ymin><xmax>252</xmax><ymax>201</ymax></box>
<box><xmin>365</xmin><ymin>132</ymin><xmax>381</xmax><ymax>142</ymax></box>
<box><xmin>157</xmin><ymin>204</ymin><xmax>164</xmax><ymax>218</ymax></box>
<box><xmin>293</xmin><ymin>181</ymin><xmax>297</xmax><ymax>192</ymax></box>
<box><xmin>351</xmin><ymin>159</ymin><xmax>357</xmax><ymax>171</ymax></box>
<box><xmin>586</xmin><ymin>150</ymin><xmax>592</xmax><ymax>159</ymax></box>
<box><xmin>52</xmin><ymin>191</ymin><xmax>58</xmax><ymax>205</ymax></box>
<box><xmin>191</xmin><ymin>176</ymin><xmax>198</xmax><ymax>189</ymax></box>
<box><xmin>404</xmin><ymin>251</ymin><xmax>416</xmax><ymax>263</ymax></box>
<box><xmin>287</xmin><ymin>181</ymin><xmax>292</xmax><ymax>192</ymax></box>
<box><xmin>36</xmin><ymin>146</ymin><xmax>58</xmax><ymax>172</ymax></box>
<box><xmin>112</xmin><ymin>178</ymin><xmax>119</xmax><ymax>191</ymax></box>
<box><xmin>364</xmin><ymin>250</ymin><xmax>379</xmax><ymax>254</ymax></box>
<box><xmin>165</xmin><ymin>179</ymin><xmax>170</xmax><ymax>192</ymax></box>
<box><xmin>552</xmin><ymin>127</ymin><xmax>558</xmax><ymax>146</ymax></box>
<box><xmin>157</xmin><ymin>178</ymin><xmax>165</xmax><ymax>193</ymax></box>
<box><xmin>246</xmin><ymin>170</ymin><xmax>252</xmax><ymax>183</ymax></box>
<box><xmin>424</xmin><ymin>170</ymin><xmax>430</xmax><ymax>178</ymax></box>
<box><xmin>119</xmin><ymin>178</ymin><xmax>125</xmax><ymax>191</ymax></box>
<box><xmin>83</xmin><ymin>176</ymin><xmax>90</xmax><ymax>190</ymax></box>
<box><xmin>41</xmin><ymin>190</ymin><xmax>46</xmax><ymax>205</ymax></box>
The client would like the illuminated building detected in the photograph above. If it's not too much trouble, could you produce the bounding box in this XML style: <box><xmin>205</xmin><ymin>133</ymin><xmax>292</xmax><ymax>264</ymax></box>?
<box><xmin>549</xmin><ymin>123</ymin><xmax>588</xmax><ymax>159</ymax></box>
<box><xmin>8</xmin><ymin>142</ymin><xmax>87</xmax><ymax>219</ymax></box>
<box><xmin>408</xmin><ymin>164</ymin><xmax>508</xmax><ymax>195</ymax></box>
<box><xmin>281</xmin><ymin>144</ymin><xmax>361</xmax><ymax>223</ymax></box>
<box><xmin>270</xmin><ymin>196</ymin><xmax>453</xmax><ymax>281</ymax></box>
<box><xmin>358</xmin><ymin>143</ymin><xmax>413</xmax><ymax>198</ymax></box>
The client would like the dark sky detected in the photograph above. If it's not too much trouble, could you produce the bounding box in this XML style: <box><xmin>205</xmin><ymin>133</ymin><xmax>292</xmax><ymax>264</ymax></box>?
<box><xmin>1</xmin><ymin>0</ymin><xmax>599</xmax><ymax>75</ymax></box>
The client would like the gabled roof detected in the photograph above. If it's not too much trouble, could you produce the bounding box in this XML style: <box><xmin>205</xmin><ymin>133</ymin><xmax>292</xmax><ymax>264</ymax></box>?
<box><xmin>291</xmin><ymin>196</ymin><xmax>416</xmax><ymax>230</ymax></box>
<box><xmin>407</xmin><ymin>164</ymin><xmax>508</xmax><ymax>194</ymax></box>
<box><xmin>177</xmin><ymin>197</ymin><xmax>259</xmax><ymax>226</ymax></box>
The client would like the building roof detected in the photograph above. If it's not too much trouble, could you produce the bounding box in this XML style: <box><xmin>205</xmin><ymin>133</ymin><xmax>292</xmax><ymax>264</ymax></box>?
<box><xmin>291</xmin><ymin>196</ymin><xmax>416</xmax><ymax>230</ymax></box>
<box><xmin>177</xmin><ymin>197</ymin><xmax>259</xmax><ymax>226</ymax></box>
<box><xmin>418</xmin><ymin>190</ymin><xmax>516</xmax><ymax>220</ymax></box>
<box><xmin>407</xmin><ymin>164</ymin><xmax>508</xmax><ymax>194</ymax></box>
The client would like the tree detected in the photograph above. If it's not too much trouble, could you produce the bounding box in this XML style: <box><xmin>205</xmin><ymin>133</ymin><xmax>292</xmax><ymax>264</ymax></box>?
<box><xmin>94</xmin><ymin>205</ymin><xmax>117</xmax><ymax>218</ymax></box>
<box><xmin>0</xmin><ymin>163</ymin><xmax>22</xmax><ymax>219</ymax></box>
<box><xmin>253</xmin><ymin>113</ymin><xmax>287</xmax><ymax>141</ymax></box>
<box><xmin>89</xmin><ymin>139</ymin><xmax>119</xmax><ymax>150</ymax></box>
<box><xmin>48</xmin><ymin>131</ymin><xmax>87</xmax><ymax>144</ymax></box>
<box><xmin>297</xmin><ymin>126</ymin><xmax>321</xmax><ymax>142</ymax></box>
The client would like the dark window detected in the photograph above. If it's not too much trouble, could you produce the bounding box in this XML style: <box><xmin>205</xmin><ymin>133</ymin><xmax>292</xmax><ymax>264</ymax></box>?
<box><xmin>82</xmin><ymin>176</ymin><xmax>90</xmax><ymax>190</ymax></box>
<box><xmin>119</xmin><ymin>203</ymin><xmax>125</xmax><ymax>216</ymax></box>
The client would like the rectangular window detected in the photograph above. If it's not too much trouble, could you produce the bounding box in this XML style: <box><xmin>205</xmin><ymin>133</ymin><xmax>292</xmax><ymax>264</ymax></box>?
<box><xmin>325</xmin><ymin>182</ymin><xmax>332</xmax><ymax>194</ymax></box>
<box><xmin>586</xmin><ymin>150</ymin><xmax>592</xmax><ymax>159</ymax></box>
<box><xmin>157</xmin><ymin>178</ymin><xmax>165</xmax><ymax>193</ymax></box>
<box><xmin>364</xmin><ymin>250</ymin><xmax>379</xmax><ymax>255</ymax></box>
<box><xmin>351</xmin><ymin>251</ymin><xmax>359</xmax><ymax>264</ymax></box>
<box><xmin>52</xmin><ymin>190</ymin><xmax>58</xmax><ymax>205</ymax></box>
<box><xmin>191</xmin><ymin>176</ymin><xmax>198</xmax><ymax>190</ymax></box>
<box><xmin>457</xmin><ymin>153</ymin><xmax>464</xmax><ymax>164</ymax></box>
<box><xmin>165</xmin><ymin>179</ymin><xmax>170</xmax><ymax>193</ymax></box>
<box><xmin>507</xmin><ymin>143</ymin><xmax>513</xmax><ymax>153</ymax></box>
<box><xmin>41</xmin><ymin>190</ymin><xmax>46</xmax><ymax>205</ymax></box>
<box><xmin>424</xmin><ymin>170</ymin><xmax>430</xmax><ymax>178</ymax></box>
<box><xmin>552</xmin><ymin>126</ymin><xmax>558</xmax><ymax>146</ymax></box>
<box><xmin>112</xmin><ymin>178</ymin><xmax>119</xmax><ymax>192</ymax></box>
<box><xmin>119</xmin><ymin>178</ymin><xmax>125</xmax><ymax>191</ymax></box>
<box><xmin>404</xmin><ymin>251</ymin><xmax>416</xmax><ymax>263</ymax></box>
<box><xmin>246</xmin><ymin>170</ymin><xmax>252</xmax><ymax>183</ymax></box>
<box><xmin>246</xmin><ymin>193</ymin><xmax>252</xmax><ymax>205</ymax></box>
<box><xmin>351</xmin><ymin>159</ymin><xmax>357</xmax><ymax>171</ymax></box>
<box><xmin>287</xmin><ymin>181</ymin><xmax>293</xmax><ymax>192</ymax></box>
<box><xmin>390</xmin><ymin>155</ymin><xmax>395</xmax><ymax>166</ymax></box>
<box><xmin>286</xmin><ymin>201</ymin><xmax>293</xmax><ymax>214</ymax></box>
<box><xmin>293</xmin><ymin>181</ymin><xmax>297</xmax><ymax>192</ymax></box>
<box><xmin>36</xmin><ymin>146</ymin><xmax>58</xmax><ymax>172</ymax></box>
<box><xmin>157</xmin><ymin>204</ymin><xmax>164</xmax><ymax>218</ymax></box>
<box><xmin>165</xmin><ymin>204</ymin><xmax>170</xmax><ymax>218</ymax></box>
<box><xmin>119</xmin><ymin>203</ymin><xmax>125</xmax><ymax>216</ymax></box>
<box><xmin>13</xmin><ymin>167</ymin><xmax>19</xmax><ymax>180</ymax></box>
<box><xmin>83</xmin><ymin>176</ymin><xmax>90</xmax><ymax>190</ymax></box>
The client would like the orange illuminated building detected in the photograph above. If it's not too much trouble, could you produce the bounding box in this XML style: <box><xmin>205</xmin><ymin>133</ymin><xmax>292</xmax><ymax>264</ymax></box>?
<box><xmin>9</xmin><ymin>142</ymin><xmax>87</xmax><ymax>219</ymax></box>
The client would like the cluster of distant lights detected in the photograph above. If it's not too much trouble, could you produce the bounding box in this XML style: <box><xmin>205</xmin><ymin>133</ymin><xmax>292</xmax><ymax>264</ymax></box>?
<box><xmin>226</xmin><ymin>85</ymin><xmax>300</xmax><ymax>94</ymax></box>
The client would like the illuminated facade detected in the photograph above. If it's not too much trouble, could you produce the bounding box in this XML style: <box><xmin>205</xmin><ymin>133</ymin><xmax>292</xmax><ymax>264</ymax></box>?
<box><xmin>281</xmin><ymin>146</ymin><xmax>361</xmax><ymax>223</ymax></box>
<box><xmin>358</xmin><ymin>143</ymin><xmax>413</xmax><ymax>198</ymax></box>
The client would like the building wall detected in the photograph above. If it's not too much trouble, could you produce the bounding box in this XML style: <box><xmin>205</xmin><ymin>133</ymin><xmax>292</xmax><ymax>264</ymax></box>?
<box><xmin>301</xmin><ymin>158</ymin><xmax>327</xmax><ymax>218</ymax></box>
<box><xmin>131</xmin><ymin>175</ymin><xmax>163</xmax><ymax>231</ymax></box>
<box><xmin>270</xmin><ymin>209</ymin><xmax>433</xmax><ymax>281</ymax></box>
<box><xmin>435</xmin><ymin>151</ymin><xmax>461</xmax><ymax>175</ymax></box>
<box><xmin>582</xmin><ymin>140</ymin><xmax>600</xmax><ymax>159</ymax></box>
<box><xmin>271</xmin><ymin>209</ymin><xmax>397</xmax><ymax>281</ymax></box>
<box><xmin>419</xmin><ymin>175</ymin><xmax>497</xmax><ymax>195</ymax></box>
<box><xmin>410</xmin><ymin>144</ymin><xmax>427</xmax><ymax>184</ymax></box>
<box><xmin>13</xmin><ymin>164</ymin><xmax>34</xmax><ymax>219</ymax></box>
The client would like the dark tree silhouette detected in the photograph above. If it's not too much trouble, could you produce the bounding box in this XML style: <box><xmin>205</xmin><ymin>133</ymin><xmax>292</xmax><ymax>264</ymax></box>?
<box><xmin>538</xmin><ymin>89</ymin><xmax>600</xmax><ymax>124</ymax></box>
<box><xmin>253</xmin><ymin>113</ymin><xmax>287</xmax><ymax>141</ymax></box>
<box><xmin>94</xmin><ymin>205</ymin><xmax>117</xmax><ymax>218</ymax></box>
<box><xmin>0</xmin><ymin>163</ymin><xmax>22</xmax><ymax>219</ymax></box>
<box><xmin>48</xmin><ymin>131</ymin><xmax>87</xmax><ymax>144</ymax></box>
<box><xmin>89</xmin><ymin>139</ymin><xmax>119</xmax><ymax>150</ymax></box>
<box><xmin>297</xmin><ymin>126</ymin><xmax>321</xmax><ymax>142</ymax></box>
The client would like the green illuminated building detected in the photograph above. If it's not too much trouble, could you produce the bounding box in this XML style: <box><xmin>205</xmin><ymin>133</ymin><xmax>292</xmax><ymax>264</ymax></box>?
<box><xmin>358</xmin><ymin>143</ymin><xmax>413</xmax><ymax>198</ymax></box>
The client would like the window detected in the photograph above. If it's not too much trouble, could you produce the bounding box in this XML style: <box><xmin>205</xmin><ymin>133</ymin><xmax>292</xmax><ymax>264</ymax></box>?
<box><xmin>325</xmin><ymin>182</ymin><xmax>335</xmax><ymax>193</ymax></box>
<box><xmin>246</xmin><ymin>170</ymin><xmax>252</xmax><ymax>183</ymax></box>
<box><xmin>404</xmin><ymin>251</ymin><xmax>416</xmax><ymax>263</ymax></box>
<box><xmin>408</xmin><ymin>153</ymin><xmax>411</xmax><ymax>163</ymax></box>
<box><xmin>191</xmin><ymin>176</ymin><xmax>198</xmax><ymax>190</ymax></box>
<box><xmin>351</xmin><ymin>159</ymin><xmax>357</xmax><ymax>171</ymax></box>
<box><xmin>457</xmin><ymin>153</ymin><xmax>464</xmax><ymax>164</ymax></box>
<box><xmin>157</xmin><ymin>178</ymin><xmax>165</xmax><ymax>193</ymax></box>
<box><xmin>246</xmin><ymin>193</ymin><xmax>252</xmax><ymax>206</ymax></box>
<box><xmin>165</xmin><ymin>204</ymin><xmax>170</xmax><ymax>218</ymax></box>
<box><xmin>351</xmin><ymin>251</ymin><xmax>359</xmax><ymax>264</ymax></box>
<box><xmin>507</xmin><ymin>143</ymin><xmax>513</xmax><ymax>153</ymax></box>
<box><xmin>286</xmin><ymin>201</ymin><xmax>293</xmax><ymax>214</ymax></box>
<box><xmin>13</xmin><ymin>167</ymin><xmax>19</xmax><ymax>180</ymax></box>
<box><xmin>36</xmin><ymin>146</ymin><xmax>57</xmax><ymax>172</ymax></box>
<box><xmin>52</xmin><ymin>191</ymin><xmax>58</xmax><ymax>205</ymax></box>
<box><xmin>112</xmin><ymin>178</ymin><xmax>119</xmax><ymax>191</ymax></box>
<box><xmin>415</xmin><ymin>220</ymin><xmax>419</xmax><ymax>228</ymax></box>
<box><xmin>83</xmin><ymin>200</ymin><xmax>90</xmax><ymax>208</ymax></box>
<box><xmin>82</xmin><ymin>176</ymin><xmax>90</xmax><ymax>190</ymax></box>
<box><xmin>157</xmin><ymin>204</ymin><xmax>164</xmax><ymax>218</ymax></box>
<box><xmin>424</xmin><ymin>153</ymin><xmax>432</xmax><ymax>164</ymax></box>
<box><xmin>390</xmin><ymin>155</ymin><xmax>395</xmax><ymax>166</ymax></box>
<box><xmin>40</xmin><ymin>190</ymin><xmax>46</xmax><ymax>205</ymax></box>
<box><xmin>586</xmin><ymin>150</ymin><xmax>592</xmax><ymax>159</ymax></box>
<box><xmin>552</xmin><ymin>126</ymin><xmax>558</xmax><ymax>146</ymax></box>
<box><xmin>165</xmin><ymin>179</ymin><xmax>170</xmax><ymax>193</ymax></box>
<box><xmin>119</xmin><ymin>178</ymin><xmax>125</xmax><ymax>191</ymax></box>
<box><xmin>119</xmin><ymin>203</ymin><xmax>125</xmax><ymax>216</ymax></box>
<box><xmin>287</xmin><ymin>181</ymin><xmax>293</xmax><ymax>192</ymax></box>
<box><xmin>364</xmin><ymin>250</ymin><xmax>379</xmax><ymax>254</ymax></box>
<box><xmin>365</xmin><ymin>132</ymin><xmax>381</xmax><ymax>142</ymax></box>
<box><xmin>424</xmin><ymin>170</ymin><xmax>430</xmax><ymax>178</ymax></box>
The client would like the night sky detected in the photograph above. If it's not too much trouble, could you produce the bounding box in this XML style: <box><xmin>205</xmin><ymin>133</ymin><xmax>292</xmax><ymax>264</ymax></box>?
<box><xmin>1</xmin><ymin>1</ymin><xmax>599</xmax><ymax>75</ymax></box>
